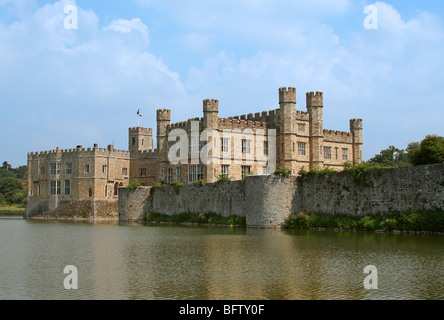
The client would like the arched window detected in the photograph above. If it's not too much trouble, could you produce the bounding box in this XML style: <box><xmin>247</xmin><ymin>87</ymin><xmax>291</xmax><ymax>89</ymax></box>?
<box><xmin>114</xmin><ymin>182</ymin><xmax>119</xmax><ymax>196</ymax></box>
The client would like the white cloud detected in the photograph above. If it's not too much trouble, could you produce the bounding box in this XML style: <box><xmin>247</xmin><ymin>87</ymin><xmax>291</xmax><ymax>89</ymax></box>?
<box><xmin>0</xmin><ymin>0</ymin><xmax>189</xmax><ymax>166</ymax></box>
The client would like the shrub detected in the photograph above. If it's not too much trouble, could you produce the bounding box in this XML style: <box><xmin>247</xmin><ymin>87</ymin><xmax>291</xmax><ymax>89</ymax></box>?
<box><xmin>127</xmin><ymin>181</ymin><xmax>145</xmax><ymax>190</ymax></box>
<box><xmin>274</xmin><ymin>168</ymin><xmax>292</xmax><ymax>176</ymax></box>
<box><xmin>194</xmin><ymin>179</ymin><xmax>206</xmax><ymax>186</ymax></box>
<box><xmin>216</xmin><ymin>175</ymin><xmax>231</xmax><ymax>183</ymax></box>
<box><xmin>170</xmin><ymin>180</ymin><xmax>183</xmax><ymax>195</ymax></box>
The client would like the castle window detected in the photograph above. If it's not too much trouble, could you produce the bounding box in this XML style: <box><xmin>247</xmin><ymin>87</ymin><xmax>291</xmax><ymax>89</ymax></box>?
<box><xmin>102</xmin><ymin>165</ymin><xmax>107</xmax><ymax>174</ymax></box>
<box><xmin>298</xmin><ymin>123</ymin><xmax>306</xmax><ymax>132</ymax></box>
<box><xmin>114</xmin><ymin>182</ymin><xmax>119</xmax><ymax>196</ymax></box>
<box><xmin>264</xmin><ymin>141</ymin><xmax>268</xmax><ymax>156</ymax></box>
<box><xmin>38</xmin><ymin>184</ymin><xmax>41</xmax><ymax>196</ymax></box>
<box><xmin>188</xmin><ymin>165</ymin><xmax>203</xmax><ymax>183</ymax></box>
<box><xmin>105</xmin><ymin>185</ymin><xmax>108</xmax><ymax>198</ymax></box>
<box><xmin>142</xmin><ymin>139</ymin><xmax>144</xmax><ymax>146</ymax></box>
<box><xmin>40</xmin><ymin>167</ymin><xmax>45</xmax><ymax>176</ymax></box>
<box><xmin>242</xmin><ymin>139</ymin><xmax>251</xmax><ymax>154</ymax></box>
<box><xmin>342</xmin><ymin>148</ymin><xmax>349</xmax><ymax>161</ymax></box>
<box><xmin>66</xmin><ymin>163</ymin><xmax>72</xmax><ymax>175</ymax></box>
<box><xmin>298</xmin><ymin>142</ymin><xmax>306</xmax><ymax>156</ymax></box>
<box><xmin>30</xmin><ymin>189</ymin><xmax>33</xmax><ymax>197</ymax></box>
<box><xmin>324</xmin><ymin>147</ymin><xmax>332</xmax><ymax>160</ymax></box>
<box><xmin>221</xmin><ymin>165</ymin><xmax>229</xmax><ymax>178</ymax></box>
<box><xmin>199</xmin><ymin>140</ymin><xmax>206</xmax><ymax>151</ymax></box>
<box><xmin>122</xmin><ymin>168</ymin><xmax>128</xmax><ymax>176</ymax></box>
<box><xmin>132</xmin><ymin>137</ymin><xmax>136</xmax><ymax>146</ymax></box>
<box><xmin>85</xmin><ymin>164</ymin><xmax>90</xmax><ymax>174</ymax></box>
<box><xmin>50</xmin><ymin>181</ymin><xmax>56</xmax><ymax>195</ymax></box>
<box><xmin>65</xmin><ymin>180</ymin><xmax>71</xmax><ymax>195</ymax></box>
<box><xmin>190</xmin><ymin>136</ymin><xmax>200</xmax><ymax>153</ymax></box>
<box><xmin>50</xmin><ymin>163</ymin><xmax>57</xmax><ymax>176</ymax></box>
<box><xmin>56</xmin><ymin>163</ymin><xmax>61</xmax><ymax>175</ymax></box>
<box><xmin>89</xmin><ymin>188</ymin><xmax>92</xmax><ymax>197</ymax></box>
<box><xmin>335</xmin><ymin>147</ymin><xmax>339</xmax><ymax>160</ymax></box>
<box><xmin>241</xmin><ymin>166</ymin><xmax>251</xmax><ymax>180</ymax></box>
<box><xmin>167</xmin><ymin>168</ymin><xmax>174</xmax><ymax>184</ymax></box>
<box><xmin>221</xmin><ymin>138</ymin><xmax>230</xmax><ymax>153</ymax></box>
<box><xmin>176</xmin><ymin>167</ymin><xmax>182</xmax><ymax>182</ymax></box>
<box><xmin>50</xmin><ymin>180</ymin><xmax>61</xmax><ymax>195</ymax></box>
<box><xmin>140</xmin><ymin>168</ymin><xmax>147</xmax><ymax>177</ymax></box>
<box><xmin>293</xmin><ymin>143</ymin><xmax>295</xmax><ymax>153</ymax></box>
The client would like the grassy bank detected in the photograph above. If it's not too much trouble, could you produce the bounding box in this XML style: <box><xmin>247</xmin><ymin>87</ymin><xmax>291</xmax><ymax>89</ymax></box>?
<box><xmin>143</xmin><ymin>212</ymin><xmax>246</xmax><ymax>227</ymax></box>
<box><xmin>0</xmin><ymin>205</ymin><xmax>25</xmax><ymax>216</ymax></box>
<box><xmin>285</xmin><ymin>210</ymin><xmax>444</xmax><ymax>233</ymax></box>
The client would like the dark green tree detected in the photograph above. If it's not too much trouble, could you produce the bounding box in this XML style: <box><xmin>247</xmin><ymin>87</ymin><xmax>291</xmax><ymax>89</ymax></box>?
<box><xmin>367</xmin><ymin>145</ymin><xmax>410</xmax><ymax>167</ymax></box>
<box><xmin>0</xmin><ymin>177</ymin><xmax>25</xmax><ymax>205</ymax></box>
<box><xmin>408</xmin><ymin>135</ymin><xmax>444</xmax><ymax>166</ymax></box>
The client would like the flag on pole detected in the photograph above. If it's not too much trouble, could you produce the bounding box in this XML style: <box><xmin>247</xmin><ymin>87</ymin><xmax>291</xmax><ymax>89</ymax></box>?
<box><xmin>137</xmin><ymin>109</ymin><xmax>142</xmax><ymax>117</ymax></box>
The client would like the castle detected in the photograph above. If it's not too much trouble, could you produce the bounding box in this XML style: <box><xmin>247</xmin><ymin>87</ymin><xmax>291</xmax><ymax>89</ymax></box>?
<box><xmin>25</xmin><ymin>87</ymin><xmax>362</xmax><ymax>218</ymax></box>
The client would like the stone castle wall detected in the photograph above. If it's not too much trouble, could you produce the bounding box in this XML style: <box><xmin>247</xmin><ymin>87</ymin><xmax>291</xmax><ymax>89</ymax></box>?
<box><xmin>118</xmin><ymin>164</ymin><xmax>444</xmax><ymax>227</ymax></box>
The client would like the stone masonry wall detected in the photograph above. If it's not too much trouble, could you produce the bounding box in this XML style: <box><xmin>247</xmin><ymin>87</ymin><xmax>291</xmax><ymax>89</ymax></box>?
<box><xmin>118</xmin><ymin>164</ymin><xmax>444</xmax><ymax>227</ymax></box>
<box><xmin>296</xmin><ymin>164</ymin><xmax>444</xmax><ymax>216</ymax></box>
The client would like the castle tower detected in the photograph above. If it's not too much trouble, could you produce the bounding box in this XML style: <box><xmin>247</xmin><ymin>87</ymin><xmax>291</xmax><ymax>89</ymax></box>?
<box><xmin>156</xmin><ymin>109</ymin><xmax>171</xmax><ymax>156</ymax></box>
<box><xmin>203</xmin><ymin>99</ymin><xmax>219</xmax><ymax>129</ymax></box>
<box><xmin>307</xmin><ymin>91</ymin><xmax>324</xmax><ymax>169</ymax></box>
<box><xmin>129</xmin><ymin>127</ymin><xmax>153</xmax><ymax>153</ymax></box>
<box><xmin>350</xmin><ymin>119</ymin><xmax>363</xmax><ymax>164</ymax></box>
<box><xmin>278</xmin><ymin>87</ymin><xmax>296</xmax><ymax>170</ymax></box>
<box><xmin>202</xmin><ymin>99</ymin><xmax>219</xmax><ymax>183</ymax></box>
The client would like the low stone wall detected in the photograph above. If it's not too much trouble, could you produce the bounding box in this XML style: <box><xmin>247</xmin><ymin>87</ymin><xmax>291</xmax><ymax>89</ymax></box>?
<box><xmin>296</xmin><ymin>164</ymin><xmax>444</xmax><ymax>216</ymax></box>
<box><xmin>25</xmin><ymin>198</ymin><xmax>119</xmax><ymax>219</ymax></box>
<box><xmin>118</xmin><ymin>164</ymin><xmax>444</xmax><ymax>228</ymax></box>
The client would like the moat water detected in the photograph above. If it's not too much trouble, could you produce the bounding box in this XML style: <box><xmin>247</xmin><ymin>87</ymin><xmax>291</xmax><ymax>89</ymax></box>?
<box><xmin>0</xmin><ymin>216</ymin><xmax>443</xmax><ymax>300</ymax></box>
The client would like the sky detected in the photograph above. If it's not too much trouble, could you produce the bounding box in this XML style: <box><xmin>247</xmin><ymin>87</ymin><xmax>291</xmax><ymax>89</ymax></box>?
<box><xmin>1</xmin><ymin>0</ymin><xmax>443</xmax><ymax>167</ymax></box>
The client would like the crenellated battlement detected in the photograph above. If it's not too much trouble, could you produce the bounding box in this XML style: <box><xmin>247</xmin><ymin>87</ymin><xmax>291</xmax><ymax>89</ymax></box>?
<box><xmin>203</xmin><ymin>99</ymin><xmax>219</xmax><ymax>112</ymax></box>
<box><xmin>323</xmin><ymin>129</ymin><xmax>351</xmax><ymax>137</ymax></box>
<box><xmin>129</xmin><ymin>127</ymin><xmax>153</xmax><ymax>134</ymax></box>
<box><xmin>306</xmin><ymin>91</ymin><xmax>323</xmax><ymax>107</ymax></box>
<box><xmin>27</xmin><ymin>145</ymin><xmax>130</xmax><ymax>158</ymax></box>
<box><xmin>279</xmin><ymin>87</ymin><xmax>296</xmax><ymax>104</ymax></box>
<box><xmin>295</xmin><ymin>110</ymin><xmax>309</xmax><ymax>121</ymax></box>
<box><xmin>350</xmin><ymin>118</ymin><xmax>363</xmax><ymax>130</ymax></box>
<box><xmin>157</xmin><ymin>108</ymin><xmax>171</xmax><ymax>121</ymax></box>
<box><xmin>323</xmin><ymin>129</ymin><xmax>353</xmax><ymax>143</ymax></box>
<box><xmin>228</xmin><ymin>109</ymin><xmax>280</xmax><ymax>125</ymax></box>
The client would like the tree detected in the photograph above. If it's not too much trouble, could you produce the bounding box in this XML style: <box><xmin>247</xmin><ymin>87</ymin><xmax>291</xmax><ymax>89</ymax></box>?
<box><xmin>2</xmin><ymin>161</ymin><xmax>11</xmax><ymax>170</ymax></box>
<box><xmin>367</xmin><ymin>145</ymin><xmax>411</xmax><ymax>167</ymax></box>
<box><xmin>408</xmin><ymin>135</ymin><xmax>444</xmax><ymax>166</ymax></box>
<box><xmin>0</xmin><ymin>177</ymin><xmax>25</xmax><ymax>205</ymax></box>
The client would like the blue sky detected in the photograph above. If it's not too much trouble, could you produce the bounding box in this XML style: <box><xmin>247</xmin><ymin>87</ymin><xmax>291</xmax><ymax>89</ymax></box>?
<box><xmin>1</xmin><ymin>0</ymin><xmax>443</xmax><ymax>167</ymax></box>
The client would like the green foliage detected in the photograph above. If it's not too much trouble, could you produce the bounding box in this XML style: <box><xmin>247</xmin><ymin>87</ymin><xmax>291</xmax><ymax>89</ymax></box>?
<box><xmin>367</xmin><ymin>145</ymin><xmax>412</xmax><ymax>167</ymax></box>
<box><xmin>170</xmin><ymin>180</ymin><xmax>184</xmax><ymax>195</ymax></box>
<box><xmin>408</xmin><ymin>135</ymin><xmax>444</xmax><ymax>166</ymax></box>
<box><xmin>193</xmin><ymin>179</ymin><xmax>206</xmax><ymax>186</ymax></box>
<box><xmin>0</xmin><ymin>177</ymin><xmax>26</xmax><ymax>205</ymax></box>
<box><xmin>299</xmin><ymin>166</ymin><xmax>336</xmax><ymax>181</ymax></box>
<box><xmin>0</xmin><ymin>194</ymin><xmax>6</xmax><ymax>206</ymax></box>
<box><xmin>284</xmin><ymin>210</ymin><xmax>444</xmax><ymax>233</ymax></box>
<box><xmin>274</xmin><ymin>168</ymin><xmax>292</xmax><ymax>176</ymax></box>
<box><xmin>144</xmin><ymin>212</ymin><xmax>246</xmax><ymax>227</ymax></box>
<box><xmin>216</xmin><ymin>175</ymin><xmax>231</xmax><ymax>183</ymax></box>
<box><xmin>127</xmin><ymin>181</ymin><xmax>145</xmax><ymax>190</ymax></box>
